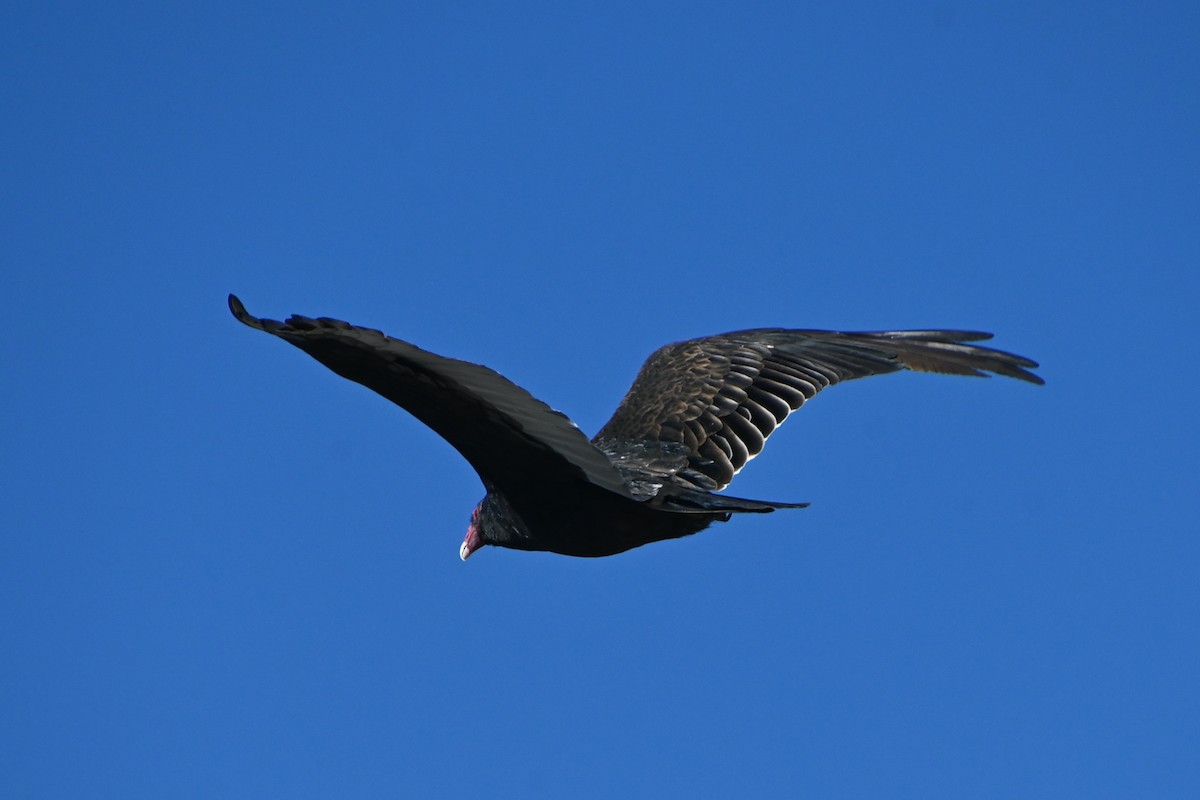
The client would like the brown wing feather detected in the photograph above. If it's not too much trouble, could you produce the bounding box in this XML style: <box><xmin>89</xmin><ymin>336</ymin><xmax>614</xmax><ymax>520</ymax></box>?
<box><xmin>595</xmin><ymin>328</ymin><xmax>1042</xmax><ymax>491</ymax></box>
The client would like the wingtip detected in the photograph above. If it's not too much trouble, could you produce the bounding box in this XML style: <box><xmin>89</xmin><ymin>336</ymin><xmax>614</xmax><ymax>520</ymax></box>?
<box><xmin>228</xmin><ymin>293</ymin><xmax>266</xmax><ymax>330</ymax></box>
<box><xmin>998</xmin><ymin>359</ymin><xmax>1046</xmax><ymax>385</ymax></box>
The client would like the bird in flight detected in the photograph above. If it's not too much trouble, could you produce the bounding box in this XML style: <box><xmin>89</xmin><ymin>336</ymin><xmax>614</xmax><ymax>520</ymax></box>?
<box><xmin>229</xmin><ymin>295</ymin><xmax>1042</xmax><ymax>560</ymax></box>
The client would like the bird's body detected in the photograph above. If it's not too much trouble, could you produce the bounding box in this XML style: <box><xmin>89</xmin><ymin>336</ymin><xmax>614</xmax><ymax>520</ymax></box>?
<box><xmin>229</xmin><ymin>295</ymin><xmax>1042</xmax><ymax>559</ymax></box>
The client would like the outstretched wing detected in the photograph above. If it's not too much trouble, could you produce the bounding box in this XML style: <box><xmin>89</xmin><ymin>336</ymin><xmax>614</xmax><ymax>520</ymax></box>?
<box><xmin>594</xmin><ymin>328</ymin><xmax>1043</xmax><ymax>492</ymax></box>
<box><xmin>229</xmin><ymin>295</ymin><xmax>633</xmax><ymax>501</ymax></box>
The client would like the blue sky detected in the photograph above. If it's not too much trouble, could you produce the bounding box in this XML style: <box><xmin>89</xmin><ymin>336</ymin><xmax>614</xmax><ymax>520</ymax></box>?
<box><xmin>3</xmin><ymin>1</ymin><xmax>1197</xmax><ymax>797</ymax></box>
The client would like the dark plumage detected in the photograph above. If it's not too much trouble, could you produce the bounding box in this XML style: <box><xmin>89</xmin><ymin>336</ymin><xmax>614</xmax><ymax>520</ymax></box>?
<box><xmin>229</xmin><ymin>295</ymin><xmax>1042</xmax><ymax>559</ymax></box>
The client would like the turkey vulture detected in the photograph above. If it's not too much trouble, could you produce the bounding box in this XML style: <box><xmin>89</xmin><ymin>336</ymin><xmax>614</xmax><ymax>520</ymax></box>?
<box><xmin>229</xmin><ymin>295</ymin><xmax>1042</xmax><ymax>559</ymax></box>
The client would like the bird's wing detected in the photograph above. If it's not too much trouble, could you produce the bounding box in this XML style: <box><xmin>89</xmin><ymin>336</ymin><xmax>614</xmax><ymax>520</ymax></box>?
<box><xmin>229</xmin><ymin>295</ymin><xmax>634</xmax><ymax>500</ymax></box>
<box><xmin>594</xmin><ymin>328</ymin><xmax>1043</xmax><ymax>492</ymax></box>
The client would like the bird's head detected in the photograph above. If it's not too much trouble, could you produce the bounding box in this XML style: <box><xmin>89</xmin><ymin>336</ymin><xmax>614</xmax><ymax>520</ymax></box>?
<box><xmin>461</xmin><ymin>491</ymin><xmax>532</xmax><ymax>560</ymax></box>
<box><xmin>460</xmin><ymin>502</ymin><xmax>487</xmax><ymax>561</ymax></box>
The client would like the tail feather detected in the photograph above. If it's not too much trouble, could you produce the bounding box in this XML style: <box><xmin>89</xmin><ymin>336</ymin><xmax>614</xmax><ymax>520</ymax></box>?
<box><xmin>663</xmin><ymin>488</ymin><xmax>809</xmax><ymax>514</ymax></box>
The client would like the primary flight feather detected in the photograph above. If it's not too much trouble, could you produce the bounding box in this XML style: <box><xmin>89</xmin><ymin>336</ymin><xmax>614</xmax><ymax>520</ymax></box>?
<box><xmin>229</xmin><ymin>294</ymin><xmax>1042</xmax><ymax>559</ymax></box>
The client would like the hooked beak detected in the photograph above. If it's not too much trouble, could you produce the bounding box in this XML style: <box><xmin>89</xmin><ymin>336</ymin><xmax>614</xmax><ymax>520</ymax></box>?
<box><xmin>460</xmin><ymin>524</ymin><xmax>483</xmax><ymax>562</ymax></box>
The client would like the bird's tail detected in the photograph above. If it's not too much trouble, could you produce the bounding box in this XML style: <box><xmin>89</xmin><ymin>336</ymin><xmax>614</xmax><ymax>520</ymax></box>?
<box><xmin>662</xmin><ymin>488</ymin><xmax>809</xmax><ymax>514</ymax></box>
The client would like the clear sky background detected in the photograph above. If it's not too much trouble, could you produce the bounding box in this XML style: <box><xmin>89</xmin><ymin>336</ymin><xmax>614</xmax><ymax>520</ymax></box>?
<box><xmin>3</xmin><ymin>2</ymin><xmax>1197</xmax><ymax>797</ymax></box>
